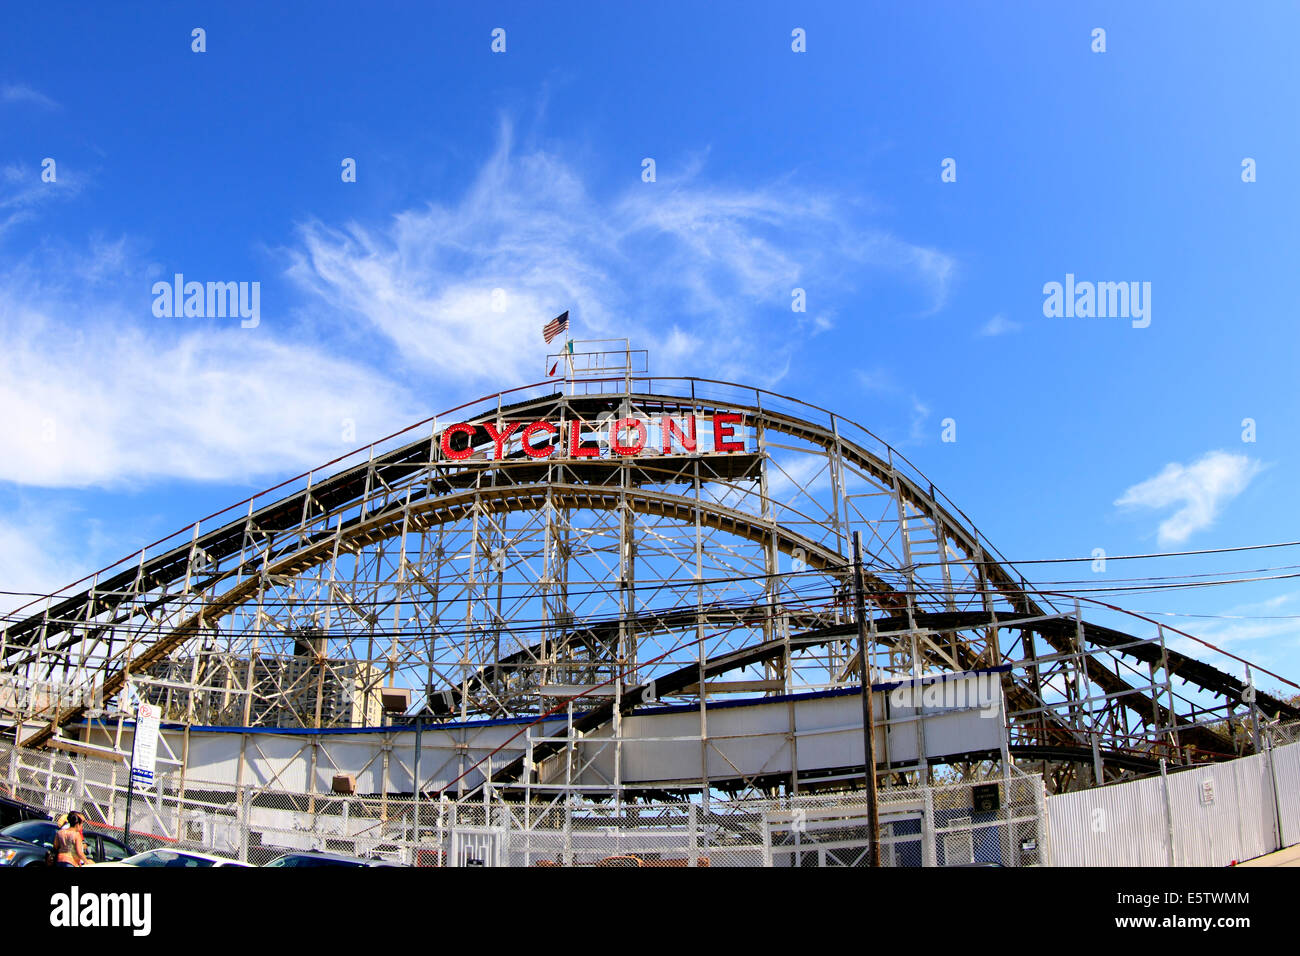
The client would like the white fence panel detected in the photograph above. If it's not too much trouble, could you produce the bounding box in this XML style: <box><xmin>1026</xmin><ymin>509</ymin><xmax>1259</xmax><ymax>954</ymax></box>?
<box><xmin>1046</xmin><ymin>737</ymin><xmax>1300</xmax><ymax>866</ymax></box>
<box><xmin>1271</xmin><ymin>740</ymin><xmax>1300</xmax><ymax>847</ymax></box>
<box><xmin>1165</xmin><ymin>755</ymin><xmax>1272</xmax><ymax>867</ymax></box>
<box><xmin>1046</xmin><ymin>774</ymin><xmax>1170</xmax><ymax>866</ymax></box>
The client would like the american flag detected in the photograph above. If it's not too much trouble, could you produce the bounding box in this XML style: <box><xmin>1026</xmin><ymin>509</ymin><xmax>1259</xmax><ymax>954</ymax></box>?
<box><xmin>542</xmin><ymin>310</ymin><xmax>569</xmax><ymax>344</ymax></box>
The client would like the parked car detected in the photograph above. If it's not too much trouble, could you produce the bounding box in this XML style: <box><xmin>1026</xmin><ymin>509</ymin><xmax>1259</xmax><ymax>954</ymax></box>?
<box><xmin>263</xmin><ymin>850</ymin><xmax>404</xmax><ymax>868</ymax></box>
<box><xmin>0</xmin><ymin>794</ymin><xmax>52</xmax><ymax>829</ymax></box>
<box><xmin>0</xmin><ymin>819</ymin><xmax>134</xmax><ymax>867</ymax></box>
<box><xmin>99</xmin><ymin>848</ymin><xmax>251</xmax><ymax>868</ymax></box>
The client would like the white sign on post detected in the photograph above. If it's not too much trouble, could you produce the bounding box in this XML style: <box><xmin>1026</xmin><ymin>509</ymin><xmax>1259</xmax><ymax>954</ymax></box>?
<box><xmin>131</xmin><ymin>701</ymin><xmax>161</xmax><ymax>790</ymax></box>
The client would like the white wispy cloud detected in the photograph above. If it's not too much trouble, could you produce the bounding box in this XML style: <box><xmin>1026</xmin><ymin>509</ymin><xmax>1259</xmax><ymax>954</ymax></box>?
<box><xmin>0</xmin><ymin>509</ymin><xmax>86</xmax><ymax>613</ymax></box>
<box><xmin>1155</xmin><ymin>594</ymin><xmax>1300</xmax><ymax>688</ymax></box>
<box><xmin>0</xmin><ymin>500</ymin><xmax>137</xmax><ymax>613</ymax></box>
<box><xmin>1178</xmin><ymin>618</ymin><xmax>1299</xmax><ymax>654</ymax></box>
<box><xmin>0</xmin><ymin>121</ymin><xmax>955</xmax><ymax>491</ymax></box>
<box><xmin>1115</xmin><ymin>451</ymin><xmax>1263</xmax><ymax>545</ymax></box>
<box><xmin>799</xmin><ymin>312</ymin><xmax>835</xmax><ymax>336</ymax></box>
<box><xmin>0</xmin><ymin>160</ymin><xmax>83</xmax><ymax>236</ymax></box>
<box><xmin>765</xmin><ymin>454</ymin><xmax>832</xmax><ymax>501</ymax></box>
<box><xmin>287</xmin><ymin>120</ymin><xmax>955</xmax><ymax>390</ymax></box>
<box><xmin>978</xmin><ymin>313</ymin><xmax>1020</xmax><ymax>337</ymax></box>
<box><xmin>1</xmin><ymin>83</ymin><xmax>59</xmax><ymax>109</ymax></box>
<box><xmin>0</xmin><ymin>255</ymin><xmax>420</xmax><ymax>489</ymax></box>
<box><xmin>853</xmin><ymin>367</ymin><xmax>932</xmax><ymax>447</ymax></box>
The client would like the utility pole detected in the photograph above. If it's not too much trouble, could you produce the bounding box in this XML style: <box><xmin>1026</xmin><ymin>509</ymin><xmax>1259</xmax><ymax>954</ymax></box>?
<box><xmin>1245</xmin><ymin>666</ymin><xmax>1262</xmax><ymax>754</ymax></box>
<box><xmin>852</xmin><ymin>532</ymin><xmax>881</xmax><ymax>867</ymax></box>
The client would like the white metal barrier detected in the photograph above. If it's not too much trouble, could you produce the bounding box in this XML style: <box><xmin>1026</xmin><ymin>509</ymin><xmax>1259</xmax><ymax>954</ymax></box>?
<box><xmin>1046</xmin><ymin>738</ymin><xmax>1300</xmax><ymax>866</ymax></box>
<box><xmin>0</xmin><ymin>737</ymin><xmax>1045</xmax><ymax>867</ymax></box>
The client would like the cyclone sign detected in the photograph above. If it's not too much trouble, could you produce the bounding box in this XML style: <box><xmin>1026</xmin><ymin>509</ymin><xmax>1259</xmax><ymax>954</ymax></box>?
<box><xmin>438</xmin><ymin>412</ymin><xmax>748</xmax><ymax>461</ymax></box>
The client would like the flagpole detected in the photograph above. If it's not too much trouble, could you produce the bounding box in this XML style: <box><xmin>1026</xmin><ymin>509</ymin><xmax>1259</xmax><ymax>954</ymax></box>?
<box><xmin>542</xmin><ymin>310</ymin><xmax>572</xmax><ymax>391</ymax></box>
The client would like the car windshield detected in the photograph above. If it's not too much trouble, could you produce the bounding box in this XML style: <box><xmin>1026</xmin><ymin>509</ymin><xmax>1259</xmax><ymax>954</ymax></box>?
<box><xmin>0</xmin><ymin>821</ymin><xmax>55</xmax><ymax>847</ymax></box>
<box><xmin>127</xmin><ymin>850</ymin><xmax>217</xmax><ymax>867</ymax></box>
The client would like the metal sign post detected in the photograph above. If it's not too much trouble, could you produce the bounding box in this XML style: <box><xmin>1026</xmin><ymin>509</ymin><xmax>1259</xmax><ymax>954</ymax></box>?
<box><xmin>852</xmin><ymin>532</ymin><xmax>882</xmax><ymax>867</ymax></box>
<box><xmin>124</xmin><ymin>726</ymin><xmax>137</xmax><ymax>848</ymax></box>
<box><xmin>124</xmin><ymin>700</ymin><xmax>160</xmax><ymax>848</ymax></box>
<box><xmin>413</xmin><ymin>714</ymin><xmax>423</xmax><ymax>844</ymax></box>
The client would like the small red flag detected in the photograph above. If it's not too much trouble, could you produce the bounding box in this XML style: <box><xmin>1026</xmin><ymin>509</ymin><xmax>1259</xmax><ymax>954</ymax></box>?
<box><xmin>548</xmin><ymin>361</ymin><xmax>559</xmax><ymax>376</ymax></box>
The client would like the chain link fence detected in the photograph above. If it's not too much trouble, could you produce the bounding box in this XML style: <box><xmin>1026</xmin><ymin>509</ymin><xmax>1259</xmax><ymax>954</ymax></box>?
<box><xmin>0</xmin><ymin>739</ymin><xmax>1046</xmax><ymax>867</ymax></box>
<box><xmin>1271</xmin><ymin>718</ymin><xmax>1300</xmax><ymax>748</ymax></box>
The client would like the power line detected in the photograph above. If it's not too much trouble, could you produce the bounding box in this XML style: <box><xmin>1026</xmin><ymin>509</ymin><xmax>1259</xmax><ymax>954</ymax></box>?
<box><xmin>1129</xmin><ymin>611</ymin><xmax>1300</xmax><ymax>621</ymax></box>
<box><xmin>9</xmin><ymin>552</ymin><xmax>1300</xmax><ymax>615</ymax></box>
<box><xmin>7</xmin><ymin>569</ymin><xmax>1300</xmax><ymax>634</ymax></box>
<box><xmin>1033</xmin><ymin>589</ymin><xmax>1300</xmax><ymax>692</ymax></box>
<box><xmin>12</xmin><ymin>513</ymin><xmax>1300</xmax><ymax>616</ymax></box>
<box><xmin>8</xmin><ymin>563</ymin><xmax>1300</xmax><ymax>637</ymax></box>
<box><xmin>978</xmin><ymin>539</ymin><xmax>1300</xmax><ymax>565</ymax></box>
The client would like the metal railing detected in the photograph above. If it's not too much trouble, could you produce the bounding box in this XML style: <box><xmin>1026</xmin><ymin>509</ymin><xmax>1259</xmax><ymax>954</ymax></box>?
<box><xmin>0</xmin><ymin>737</ymin><xmax>1046</xmax><ymax>867</ymax></box>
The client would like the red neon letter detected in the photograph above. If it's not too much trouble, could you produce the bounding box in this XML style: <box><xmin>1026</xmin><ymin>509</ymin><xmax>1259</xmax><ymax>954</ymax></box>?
<box><xmin>440</xmin><ymin>422</ymin><xmax>476</xmax><ymax>460</ymax></box>
<box><xmin>661</xmin><ymin>415</ymin><xmax>697</xmax><ymax>454</ymax></box>
<box><xmin>713</xmin><ymin>413</ymin><xmax>744</xmax><ymax>452</ymax></box>
<box><xmin>568</xmin><ymin>419</ymin><xmax>599</xmax><ymax>458</ymax></box>
<box><xmin>482</xmin><ymin>421</ymin><xmax>521</xmax><ymax>460</ymax></box>
<box><xmin>521</xmin><ymin>420</ymin><xmax>557</xmax><ymax>459</ymax></box>
<box><xmin>610</xmin><ymin>418</ymin><xmax>647</xmax><ymax>456</ymax></box>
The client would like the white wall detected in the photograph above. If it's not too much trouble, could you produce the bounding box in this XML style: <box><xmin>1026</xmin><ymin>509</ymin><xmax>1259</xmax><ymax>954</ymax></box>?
<box><xmin>1272</xmin><ymin>741</ymin><xmax>1300</xmax><ymax>847</ymax></box>
<box><xmin>1046</xmin><ymin>740</ymin><xmax>1300</xmax><ymax>866</ymax></box>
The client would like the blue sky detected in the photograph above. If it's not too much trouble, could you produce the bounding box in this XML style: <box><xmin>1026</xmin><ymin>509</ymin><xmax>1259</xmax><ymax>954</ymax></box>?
<box><xmin>2</xmin><ymin>2</ymin><xmax>1299</xmax><ymax>694</ymax></box>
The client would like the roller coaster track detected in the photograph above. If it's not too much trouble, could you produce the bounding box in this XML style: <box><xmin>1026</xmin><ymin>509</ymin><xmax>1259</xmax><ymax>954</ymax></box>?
<box><xmin>2</xmin><ymin>383</ymin><xmax>1285</xmax><ymax>772</ymax></box>
<box><xmin>477</xmin><ymin>607</ymin><xmax>1298</xmax><ymax>793</ymax></box>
